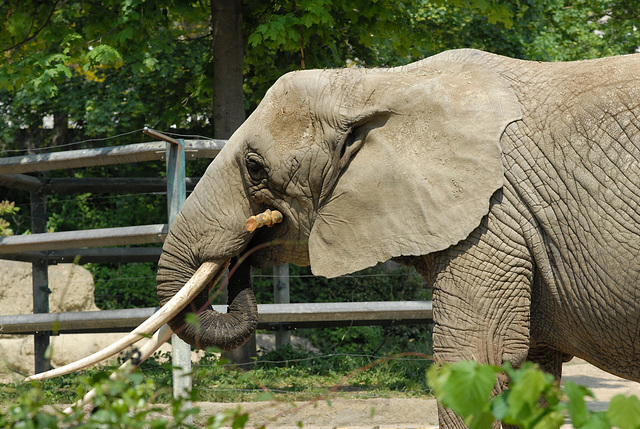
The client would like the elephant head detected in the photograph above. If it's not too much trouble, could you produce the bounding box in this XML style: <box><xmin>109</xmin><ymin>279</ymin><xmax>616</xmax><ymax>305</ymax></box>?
<box><xmin>155</xmin><ymin>57</ymin><xmax>522</xmax><ymax>351</ymax></box>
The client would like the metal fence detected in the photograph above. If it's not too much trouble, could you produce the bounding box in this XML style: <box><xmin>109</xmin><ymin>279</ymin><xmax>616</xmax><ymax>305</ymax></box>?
<box><xmin>0</xmin><ymin>131</ymin><xmax>432</xmax><ymax>393</ymax></box>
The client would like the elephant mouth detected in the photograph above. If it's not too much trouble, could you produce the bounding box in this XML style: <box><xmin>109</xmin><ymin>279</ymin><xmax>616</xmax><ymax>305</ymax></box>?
<box><xmin>243</xmin><ymin>208</ymin><xmax>307</xmax><ymax>267</ymax></box>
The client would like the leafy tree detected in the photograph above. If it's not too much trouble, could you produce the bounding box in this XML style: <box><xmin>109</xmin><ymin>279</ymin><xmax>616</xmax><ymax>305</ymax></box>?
<box><xmin>1</xmin><ymin>1</ymin><xmax>211</xmax><ymax>153</ymax></box>
<box><xmin>0</xmin><ymin>0</ymin><xmax>531</xmax><ymax>155</ymax></box>
<box><xmin>4</xmin><ymin>0</ymin><xmax>635</xmax><ymax>155</ymax></box>
<box><xmin>518</xmin><ymin>0</ymin><xmax>640</xmax><ymax>61</ymax></box>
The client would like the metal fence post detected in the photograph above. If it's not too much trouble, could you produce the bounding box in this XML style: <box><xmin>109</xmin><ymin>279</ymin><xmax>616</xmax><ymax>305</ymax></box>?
<box><xmin>273</xmin><ymin>263</ymin><xmax>291</xmax><ymax>347</ymax></box>
<box><xmin>30</xmin><ymin>189</ymin><xmax>51</xmax><ymax>373</ymax></box>
<box><xmin>143</xmin><ymin>127</ymin><xmax>193</xmax><ymax>402</ymax></box>
<box><xmin>164</xmin><ymin>136</ymin><xmax>193</xmax><ymax>405</ymax></box>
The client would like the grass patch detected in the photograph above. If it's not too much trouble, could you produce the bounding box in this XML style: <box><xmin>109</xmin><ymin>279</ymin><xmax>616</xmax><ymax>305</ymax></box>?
<box><xmin>0</xmin><ymin>345</ymin><xmax>433</xmax><ymax>406</ymax></box>
<box><xmin>191</xmin><ymin>345</ymin><xmax>433</xmax><ymax>403</ymax></box>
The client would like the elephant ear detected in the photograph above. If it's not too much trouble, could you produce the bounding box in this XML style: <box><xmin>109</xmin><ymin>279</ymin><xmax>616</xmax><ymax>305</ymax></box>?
<box><xmin>308</xmin><ymin>60</ymin><xmax>522</xmax><ymax>278</ymax></box>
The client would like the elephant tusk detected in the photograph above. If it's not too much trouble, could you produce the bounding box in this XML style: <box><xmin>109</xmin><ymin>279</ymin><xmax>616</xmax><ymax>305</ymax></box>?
<box><xmin>63</xmin><ymin>323</ymin><xmax>174</xmax><ymax>415</ymax></box>
<box><xmin>25</xmin><ymin>259</ymin><xmax>230</xmax><ymax>382</ymax></box>
<box><xmin>245</xmin><ymin>209</ymin><xmax>283</xmax><ymax>232</ymax></box>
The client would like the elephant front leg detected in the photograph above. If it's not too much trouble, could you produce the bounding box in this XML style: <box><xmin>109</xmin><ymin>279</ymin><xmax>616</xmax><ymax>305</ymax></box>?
<box><xmin>425</xmin><ymin>215</ymin><xmax>534</xmax><ymax>428</ymax></box>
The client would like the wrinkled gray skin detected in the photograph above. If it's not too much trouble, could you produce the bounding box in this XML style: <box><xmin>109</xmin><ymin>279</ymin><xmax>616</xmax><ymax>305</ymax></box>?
<box><xmin>157</xmin><ymin>49</ymin><xmax>640</xmax><ymax>428</ymax></box>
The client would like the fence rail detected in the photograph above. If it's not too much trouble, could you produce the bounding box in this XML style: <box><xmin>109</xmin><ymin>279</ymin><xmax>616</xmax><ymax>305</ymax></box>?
<box><xmin>0</xmin><ymin>301</ymin><xmax>433</xmax><ymax>335</ymax></box>
<box><xmin>0</xmin><ymin>224</ymin><xmax>168</xmax><ymax>254</ymax></box>
<box><xmin>1</xmin><ymin>247</ymin><xmax>163</xmax><ymax>264</ymax></box>
<box><xmin>0</xmin><ymin>140</ymin><xmax>224</xmax><ymax>175</ymax></box>
<box><xmin>0</xmin><ymin>174</ymin><xmax>200</xmax><ymax>194</ymax></box>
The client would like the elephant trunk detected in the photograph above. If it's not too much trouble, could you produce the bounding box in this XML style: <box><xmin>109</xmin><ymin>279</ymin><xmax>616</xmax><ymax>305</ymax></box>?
<box><xmin>155</xmin><ymin>136</ymin><xmax>264</xmax><ymax>351</ymax></box>
<box><xmin>156</xmin><ymin>144</ymin><xmax>260</xmax><ymax>350</ymax></box>
<box><xmin>157</xmin><ymin>250</ymin><xmax>258</xmax><ymax>351</ymax></box>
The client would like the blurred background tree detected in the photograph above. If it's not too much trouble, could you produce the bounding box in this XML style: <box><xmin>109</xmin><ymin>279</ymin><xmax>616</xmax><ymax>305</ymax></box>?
<box><xmin>3</xmin><ymin>0</ymin><xmax>637</xmax><ymax>155</ymax></box>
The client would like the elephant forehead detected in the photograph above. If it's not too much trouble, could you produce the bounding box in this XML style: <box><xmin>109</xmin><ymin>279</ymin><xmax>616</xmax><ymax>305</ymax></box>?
<box><xmin>250</xmin><ymin>94</ymin><xmax>315</xmax><ymax>156</ymax></box>
<box><xmin>247</xmin><ymin>109</ymin><xmax>322</xmax><ymax>158</ymax></box>
<box><xmin>254</xmin><ymin>69</ymin><xmax>362</xmax><ymax>155</ymax></box>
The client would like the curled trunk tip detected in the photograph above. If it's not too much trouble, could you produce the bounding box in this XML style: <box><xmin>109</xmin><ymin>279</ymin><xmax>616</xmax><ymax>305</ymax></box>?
<box><xmin>157</xmin><ymin>256</ymin><xmax>258</xmax><ymax>351</ymax></box>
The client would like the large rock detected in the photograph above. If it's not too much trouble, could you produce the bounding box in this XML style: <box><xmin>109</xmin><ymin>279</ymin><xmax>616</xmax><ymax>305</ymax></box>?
<box><xmin>0</xmin><ymin>261</ymin><xmax>126</xmax><ymax>382</ymax></box>
<box><xmin>0</xmin><ymin>260</ymin><xmax>98</xmax><ymax>316</ymax></box>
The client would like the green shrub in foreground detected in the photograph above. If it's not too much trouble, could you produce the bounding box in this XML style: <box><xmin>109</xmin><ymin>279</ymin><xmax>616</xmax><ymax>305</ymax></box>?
<box><xmin>0</xmin><ymin>372</ymin><xmax>249</xmax><ymax>429</ymax></box>
<box><xmin>428</xmin><ymin>360</ymin><xmax>640</xmax><ymax>429</ymax></box>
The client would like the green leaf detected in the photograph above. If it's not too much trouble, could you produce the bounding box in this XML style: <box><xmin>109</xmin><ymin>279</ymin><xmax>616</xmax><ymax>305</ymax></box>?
<box><xmin>491</xmin><ymin>393</ymin><xmax>510</xmax><ymax>421</ymax></box>
<box><xmin>84</xmin><ymin>44</ymin><xmax>123</xmax><ymax>69</ymax></box>
<box><xmin>565</xmin><ymin>381</ymin><xmax>594</xmax><ymax>428</ymax></box>
<box><xmin>507</xmin><ymin>364</ymin><xmax>551</xmax><ymax>416</ymax></box>
<box><xmin>607</xmin><ymin>395</ymin><xmax>640</xmax><ymax>429</ymax></box>
<box><xmin>428</xmin><ymin>361</ymin><xmax>500</xmax><ymax>420</ymax></box>
<box><xmin>469</xmin><ymin>409</ymin><xmax>496</xmax><ymax>429</ymax></box>
<box><xmin>532</xmin><ymin>409</ymin><xmax>565</xmax><ymax>429</ymax></box>
<box><xmin>247</xmin><ymin>31</ymin><xmax>263</xmax><ymax>47</ymax></box>
<box><xmin>581</xmin><ymin>412</ymin><xmax>611</xmax><ymax>429</ymax></box>
<box><xmin>231</xmin><ymin>410</ymin><xmax>249</xmax><ymax>429</ymax></box>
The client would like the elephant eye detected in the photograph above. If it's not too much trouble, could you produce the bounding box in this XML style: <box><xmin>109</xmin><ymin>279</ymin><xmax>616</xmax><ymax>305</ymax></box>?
<box><xmin>246</xmin><ymin>155</ymin><xmax>268</xmax><ymax>182</ymax></box>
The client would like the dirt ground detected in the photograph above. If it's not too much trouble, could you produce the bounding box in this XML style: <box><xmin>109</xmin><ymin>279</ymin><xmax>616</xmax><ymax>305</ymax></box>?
<box><xmin>190</xmin><ymin>359</ymin><xmax>640</xmax><ymax>429</ymax></box>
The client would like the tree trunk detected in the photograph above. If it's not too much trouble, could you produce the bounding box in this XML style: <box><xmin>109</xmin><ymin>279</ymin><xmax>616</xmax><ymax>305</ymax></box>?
<box><xmin>211</xmin><ymin>0</ymin><xmax>245</xmax><ymax>139</ymax></box>
<box><xmin>210</xmin><ymin>0</ymin><xmax>255</xmax><ymax>366</ymax></box>
<box><xmin>52</xmin><ymin>111</ymin><xmax>69</xmax><ymax>148</ymax></box>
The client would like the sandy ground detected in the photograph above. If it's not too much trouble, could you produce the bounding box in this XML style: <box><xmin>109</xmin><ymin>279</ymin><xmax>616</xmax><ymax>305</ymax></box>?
<box><xmin>189</xmin><ymin>359</ymin><xmax>640</xmax><ymax>429</ymax></box>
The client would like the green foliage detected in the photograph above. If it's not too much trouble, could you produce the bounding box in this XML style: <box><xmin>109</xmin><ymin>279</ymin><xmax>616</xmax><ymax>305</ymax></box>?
<box><xmin>1</xmin><ymin>0</ymin><xmax>212</xmax><ymax>151</ymax></box>
<box><xmin>0</xmin><ymin>371</ymin><xmax>249</xmax><ymax>428</ymax></box>
<box><xmin>428</xmin><ymin>360</ymin><xmax>640</xmax><ymax>429</ymax></box>
<box><xmin>434</xmin><ymin>0</ymin><xmax>515</xmax><ymax>27</ymax></box>
<box><xmin>518</xmin><ymin>0</ymin><xmax>633</xmax><ymax>61</ymax></box>
<box><xmin>429</xmin><ymin>361</ymin><xmax>500</xmax><ymax>428</ymax></box>
<box><xmin>254</xmin><ymin>263</ymin><xmax>429</xmax><ymax>305</ymax></box>
<box><xmin>90</xmin><ymin>262</ymin><xmax>159</xmax><ymax>309</ymax></box>
<box><xmin>8</xmin><ymin>0</ymin><xmax>628</xmax><ymax>153</ymax></box>
<box><xmin>0</xmin><ymin>347</ymin><xmax>431</xmax><ymax>418</ymax></box>
<box><xmin>191</xmin><ymin>347</ymin><xmax>432</xmax><ymax>402</ymax></box>
<box><xmin>253</xmin><ymin>263</ymin><xmax>432</xmax><ymax>366</ymax></box>
<box><xmin>45</xmin><ymin>185</ymin><xmax>167</xmax><ymax>233</ymax></box>
<box><xmin>0</xmin><ymin>201</ymin><xmax>20</xmax><ymax>236</ymax></box>
<box><xmin>13</xmin><ymin>356</ymin><xmax>640</xmax><ymax>429</ymax></box>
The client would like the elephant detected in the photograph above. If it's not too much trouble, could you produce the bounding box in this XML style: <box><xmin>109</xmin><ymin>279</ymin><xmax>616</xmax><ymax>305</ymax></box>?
<box><xmin>30</xmin><ymin>49</ymin><xmax>640</xmax><ymax>427</ymax></box>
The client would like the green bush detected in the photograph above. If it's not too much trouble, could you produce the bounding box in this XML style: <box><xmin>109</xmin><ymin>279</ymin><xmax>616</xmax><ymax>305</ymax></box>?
<box><xmin>428</xmin><ymin>360</ymin><xmax>640</xmax><ymax>429</ymax></box>
<box><xmin>89</xmin><ymin>262</ymin><xmax>159</xmax><ymax>309</ymax></box>
<box><xmin>0</xmin><ymin>200</ymin><xmax>20</xmax><ymax>236</ymax></box>
<box><xmin>1</xmin><ymin>371</ymin><xmax>249</xmax><ymax>429</ymax></box>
